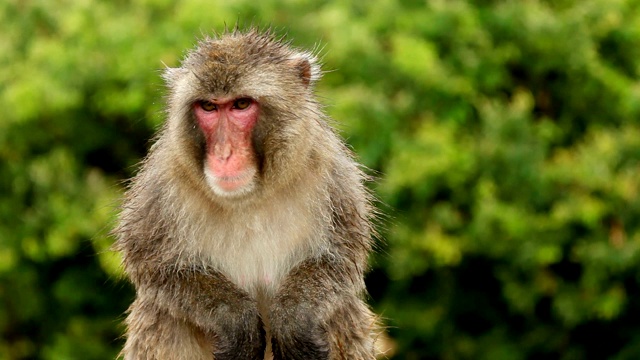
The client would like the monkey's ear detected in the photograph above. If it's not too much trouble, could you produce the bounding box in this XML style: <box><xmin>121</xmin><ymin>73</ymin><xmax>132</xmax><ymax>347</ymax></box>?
<box><xmin>289</xmin><ymin>54</ymin><xmax>321</xmax><ymax>88</ymax></box>
<box><xmin>162</xmin><ymin>67</ymin><xmax>187</xmax><ymax>86</ymax></box>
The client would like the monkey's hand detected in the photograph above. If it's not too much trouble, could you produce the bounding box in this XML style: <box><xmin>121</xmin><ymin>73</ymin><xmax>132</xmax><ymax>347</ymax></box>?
<box><xmin>129</xmin><ymin>265</ymin><xmax>265</xmax><ymax>360</ymax></box>
<box><xmin>269</xmin><ymin>255</ymin><xmax>377</xmax><ymax>360</ymax></box>
<box><xmin>206</xmin><ymin>294</ymin><xmax>266</xmax><ymax>360</ymax></box>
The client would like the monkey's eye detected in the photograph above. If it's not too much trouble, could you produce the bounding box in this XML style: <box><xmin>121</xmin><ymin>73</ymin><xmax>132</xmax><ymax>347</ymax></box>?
<box><xmin>233</xmin><ymin>98</ymin><xmax>252</xmax><ymax>110</ymax></box>
<box><xmin>199</xmin><ymin>100</ymin><xmax>217</xmax><ymax>111</ymax></box>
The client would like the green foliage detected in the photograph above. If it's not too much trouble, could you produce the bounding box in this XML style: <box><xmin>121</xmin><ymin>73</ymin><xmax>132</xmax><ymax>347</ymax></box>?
<box><xmin>2</xmin><ymin>0</ymin><xmax>640</xmax><ymax>358</ymax></box>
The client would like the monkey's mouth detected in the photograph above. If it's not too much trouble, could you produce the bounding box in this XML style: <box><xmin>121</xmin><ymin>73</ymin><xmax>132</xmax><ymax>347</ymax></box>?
<box><xmin>203</xmin><ymin>167</ymin><xmax>257</xmax><ymax>197</ymax></box>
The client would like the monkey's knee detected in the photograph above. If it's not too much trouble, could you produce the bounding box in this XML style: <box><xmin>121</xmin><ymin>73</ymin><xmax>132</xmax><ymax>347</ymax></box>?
<box><xmin>123</xmin><ymin>300</ymin><xmax>214</xmax><ymax>360</ymax></box>
<box><xmin>325</xmin><ymin>300</ymin><xmax>379</xmax><ymax>360</ymax></box>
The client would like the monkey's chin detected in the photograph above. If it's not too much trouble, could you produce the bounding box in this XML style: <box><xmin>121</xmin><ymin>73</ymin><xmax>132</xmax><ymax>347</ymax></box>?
<box><xmin>203</xmin><ymin>167</ymin><xmax>257</xmax><ymax>198</ymax></box>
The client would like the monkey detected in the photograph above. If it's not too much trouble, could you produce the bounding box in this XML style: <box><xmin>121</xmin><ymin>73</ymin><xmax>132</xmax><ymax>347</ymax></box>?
<box><xmin>113</xmin><ymin>27</ymin><xmax>380</xmax><ymax>360</ymax></box>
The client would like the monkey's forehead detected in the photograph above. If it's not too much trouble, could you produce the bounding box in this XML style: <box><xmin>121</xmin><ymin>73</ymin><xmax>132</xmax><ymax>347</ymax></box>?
<box><xmin>180</xmin><ymin>55</ymin><xmax>306</xmax><ymax>97</ymax></box>
<box><xmin>169</xmin><ymin>63</ymin><xmax>290</xmax><ymax>103</ymax></box>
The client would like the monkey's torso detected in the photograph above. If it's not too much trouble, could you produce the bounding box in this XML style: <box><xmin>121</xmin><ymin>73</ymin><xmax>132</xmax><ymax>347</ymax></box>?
<box><xmin>169</xmin><ymin>164</ymin><xmax>331</xmax><ymax>297</ymax></box>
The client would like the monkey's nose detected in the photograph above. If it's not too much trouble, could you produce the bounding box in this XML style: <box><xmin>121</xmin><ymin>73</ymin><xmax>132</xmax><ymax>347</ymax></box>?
<box><xmin>214</xmin><ymin>143</ymin><xmax>232</xmax><ymax>161</ymax></box>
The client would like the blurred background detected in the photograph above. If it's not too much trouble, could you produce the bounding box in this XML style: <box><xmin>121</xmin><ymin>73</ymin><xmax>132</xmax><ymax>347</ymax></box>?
<box><xmin>2</xmin><ymin>0</ymin><xmax>640</xmax><ymax>359</ymax></box>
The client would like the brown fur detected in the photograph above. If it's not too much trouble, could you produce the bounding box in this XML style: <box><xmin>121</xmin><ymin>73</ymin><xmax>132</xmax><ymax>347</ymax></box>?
<box><xmin>114</xmin><ymin>28</ymin><xmax>379</xmax><ymax>360</ymax></box>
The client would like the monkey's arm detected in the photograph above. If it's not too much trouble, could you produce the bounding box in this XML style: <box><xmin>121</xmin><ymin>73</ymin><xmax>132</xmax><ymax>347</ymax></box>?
<box><xmin>125</xmin><ymin>259</ymin><xmax>265</xmax><ymax>360</ymax></box>
<box><xmin>269</xmin><ymin>252</ymin><xmax>377</xmax><ymax>360</ymax></box>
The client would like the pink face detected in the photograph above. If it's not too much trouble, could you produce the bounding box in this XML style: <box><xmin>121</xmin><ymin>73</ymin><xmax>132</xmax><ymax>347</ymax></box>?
<box><xmin>193</xmin><ymin>97</ymin><xmax>260</xmax><ymax>197</ymax></box>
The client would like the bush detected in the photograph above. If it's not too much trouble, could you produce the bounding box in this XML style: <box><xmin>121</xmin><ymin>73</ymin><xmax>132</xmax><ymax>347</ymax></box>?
<box><xmin>1</xmin><ymin>0</ymin><xmax>639</xmax><ymax>358</ymax></box>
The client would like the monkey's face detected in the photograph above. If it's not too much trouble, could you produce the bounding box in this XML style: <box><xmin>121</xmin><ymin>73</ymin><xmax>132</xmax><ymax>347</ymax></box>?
<box><xmin>163</xmin><ymin>31</ymin><xmax>321</xmax><ymax>202</ymax></box>
<box><xmin>193</xmin><ymin>96</ymin><xmax>260</xmax><ymax>198</ymax></box>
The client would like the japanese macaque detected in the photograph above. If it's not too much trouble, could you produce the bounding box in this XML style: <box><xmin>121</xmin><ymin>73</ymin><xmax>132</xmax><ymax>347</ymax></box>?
<box><xmin>113</xmin><ymin>27</ymin><xmax>379</xmax><ymax>360</ymax></box>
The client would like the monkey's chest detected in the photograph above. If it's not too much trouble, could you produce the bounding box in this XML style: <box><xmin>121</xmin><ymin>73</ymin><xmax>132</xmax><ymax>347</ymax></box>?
<box><xmin>195</xmin><ymin>210</ymin><xmax>317</xmax><ymax>294</ymax></box>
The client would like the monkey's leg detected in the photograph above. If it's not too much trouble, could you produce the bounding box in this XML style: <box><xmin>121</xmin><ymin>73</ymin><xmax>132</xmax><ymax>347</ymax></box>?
<box><xmin>122</xmin><ymin>299</ymin><xmax>214</xmax><ymax>360</ymax></box>
<box><xmin>126</xmin><ymin>266</ymin><xmax>266</xmax><ymax>360</ymax></box>
<box><xmin>269</xmin><ymin>255</ymin><xmax>378</xmax><ymax>360</ymax></box>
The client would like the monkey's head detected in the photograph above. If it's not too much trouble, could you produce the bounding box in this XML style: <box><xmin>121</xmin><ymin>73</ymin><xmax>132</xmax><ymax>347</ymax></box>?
<box><xmin>161</xmin><ymin>29</ymin><xmax>324</xmax><ymax>202</ymax></box>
